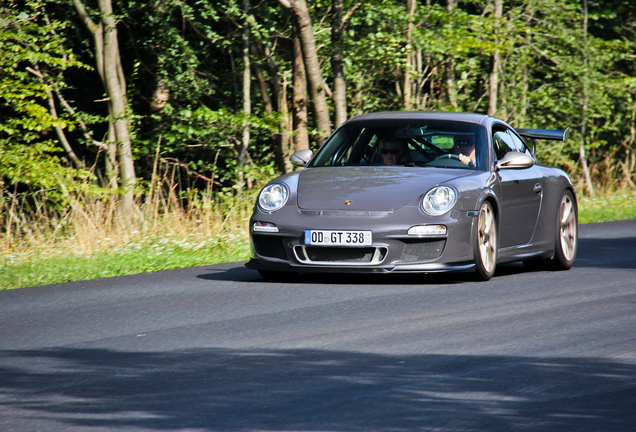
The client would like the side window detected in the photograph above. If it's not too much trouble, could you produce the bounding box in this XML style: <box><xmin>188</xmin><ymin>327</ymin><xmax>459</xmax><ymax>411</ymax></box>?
<box><xmin>493</xmin><ymin>130</ymin><xmax>514</xmax><ymax>160</ymax></box>
<box><xmin>508</xmin><ymin>130</ymin><xmax>532</xmax><ymax>156</ymax></box>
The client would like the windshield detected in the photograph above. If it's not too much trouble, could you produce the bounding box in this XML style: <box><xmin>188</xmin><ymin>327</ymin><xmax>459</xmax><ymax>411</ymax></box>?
<box><xmin>309</xmin><ymin>119</ymin><xmax>488</xmax><ymax>170</ymax></box>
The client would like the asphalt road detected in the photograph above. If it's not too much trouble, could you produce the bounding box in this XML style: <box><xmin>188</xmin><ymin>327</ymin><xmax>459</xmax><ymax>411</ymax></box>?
<box><xmin>1</xmin><ymin>219</ymin><xmax>635</xmax><ymax>432</ymax></box>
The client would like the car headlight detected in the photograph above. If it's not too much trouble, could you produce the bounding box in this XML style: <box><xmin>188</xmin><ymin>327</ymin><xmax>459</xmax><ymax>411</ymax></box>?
<box><xmin>422</xmin><ymin>186</ymin><xmax>457</xmax><ymax>216</ymax></box>
<box><xmin>258</xmin><ymin>183</ymin><xmax>289</xmax><ymax>212</ymax></box>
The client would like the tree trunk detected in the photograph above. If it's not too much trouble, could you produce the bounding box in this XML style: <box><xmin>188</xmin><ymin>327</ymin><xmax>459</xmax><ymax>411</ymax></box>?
<box><xmin>253</xmin><ymin>38</ymin><xmax>280</xmax><ymax>118</ymax></box>
<box><xmin>580</xmin><ymin>0</ymin><xmax>594</xmax><ymax>195</ymax></box>
<box><xmin>404</xmin><ymin>0</ymin><xmax>416</xmax><ymax>109</ymax></box>
<box><xmin>253</xmin><ymin>51</ymin><xmax>291</xmax><ymax>173</ymax></box>
<box><xmin>278</xmin><ymin>0</ymin><xmax>331</xmax><ymax>143</ymax></box>
<box><xmin>106</xmin><ymin>123</ymin><xmax>119</xmax><ymax>189</ymax></box>
<box><xmin>252</xmin><ymin>59</ymin><xmax>273</xmax><ymax>116</ymax></box>
<box><xmin>101</xmin><ymin>0</ymin><xmax>135</xmax><ymax>216</ymax></box>
<box><xmin>74</xmin><ymin>0</ymin><xmax>136</xmax><ymax>218</ymax></box>
<box><xmin>331</xmin><ymin>0</ymin><xmax>347</xmax><ymax>127</ymax></box>
<box><xmin>444</xmin><ymin>0</ymin><xmax>458</xmax><ymax>109</ymax></box>
<box><xmin>277</xmin><ymin>72</ymin><xmax>293</xmax><ymax>173</ymax></box>
<box><xmin>488</xmin><ymin>0</ymin><xmax>503</xmax><ymax>117</ymax></box>
<box><xmin>238</xmin><ymin>0</ymin><xmax>251</xmax><ymax>167</ymax></box>
<box><xmin>517</xmin><ymin>6</ymin><xmax>531</xmax><ymax>119</ymax></box>
<box><xmin>252</xmin><ymin>34</ymin><xmax>294</xmax><ymax>173</ymax></box>
<box><xmin>292</xmin><ymin>24</ymin><xmax>310</xmax><ymax>153</ymax></box>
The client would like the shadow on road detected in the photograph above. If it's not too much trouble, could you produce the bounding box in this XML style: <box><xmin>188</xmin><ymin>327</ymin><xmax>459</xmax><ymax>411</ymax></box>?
<box><xmin>197</xmin><ymin>266</ymin><xmax>522</xmax><ymax>286</ymax></box>
<box><xmin>576</xmin><ymin>236</ymin><xmax>636</xmax><ymax>270</ymax></box>
<box><xmin>197</xmin><ymin>261</ymin><xmax>530</xmax><ymax>285</ymax></box>
<box><xmin>1</xmin><ymin>347</ymin><xmax>634</xmax><ymax>431</ymax></box>
<box><xmin>197</xmin><ymin>266</ymin><xmax>479</xmax><ymax>285</ymax></box>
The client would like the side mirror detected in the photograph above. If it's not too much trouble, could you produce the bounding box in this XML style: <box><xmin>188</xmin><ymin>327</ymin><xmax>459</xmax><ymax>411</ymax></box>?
<box><xmin>290</xmin><ymin>149</ymin><xmax>313</xmax><ymax>167</ymax></box>
<box><xmin>496</xmin><ymin>151</ymin><xmax>535</xmax><ymax>170</ymax></box>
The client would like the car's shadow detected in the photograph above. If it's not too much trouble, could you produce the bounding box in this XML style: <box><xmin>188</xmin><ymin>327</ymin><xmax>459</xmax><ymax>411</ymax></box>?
<box><xmin>197</xmin><ymin>262</ymin><xmax>528</xmax><ymax>285</ymax></box>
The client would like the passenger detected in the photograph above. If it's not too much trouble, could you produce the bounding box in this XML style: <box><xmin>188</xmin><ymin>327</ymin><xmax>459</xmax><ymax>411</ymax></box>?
<box><xmin>379</xmin><ymin>137</ymin><xmax>405</xmax><ymax>165</ymax></box>
<box><xmin>453</xmin><ymin>135</ymin><xmax>476</xmax><ymax>166</ymax></box>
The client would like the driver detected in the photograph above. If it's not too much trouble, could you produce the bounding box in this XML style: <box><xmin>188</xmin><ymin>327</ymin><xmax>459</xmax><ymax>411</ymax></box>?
<box><xmin>453</xmin><ymin>135</ymin><xmax>476</xmax><ymax>166</ymax></box>
<box><xmin>379</xmin><ymin>137</ymin><xmax>406</xmax><ymax>165</ymax></box>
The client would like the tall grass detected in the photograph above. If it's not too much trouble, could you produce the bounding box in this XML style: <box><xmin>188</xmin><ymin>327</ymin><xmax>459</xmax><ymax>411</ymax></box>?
<box><xmin>1</xmin><ymin>185</ymin><xmax>258</xmax><ymax>290</ymax></box>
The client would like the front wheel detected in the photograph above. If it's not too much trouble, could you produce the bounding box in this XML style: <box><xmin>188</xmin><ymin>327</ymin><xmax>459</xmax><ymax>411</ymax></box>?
<box><xmin>553</xmin><ymin>190</ymin><xmax>578</xmax><ymax>270</ymax></box>
<box><xmin>474</xmin><ymin>201</ymin><xmax>498</xmax><ymax>281</ymax></box>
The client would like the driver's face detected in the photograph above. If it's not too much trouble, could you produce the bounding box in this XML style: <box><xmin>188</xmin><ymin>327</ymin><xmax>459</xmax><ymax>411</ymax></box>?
<box><xmin>454</xmin><ymin>141</ymin><xmax>475</xmax><ymax>158</ymax></box>
<box><xmin>381</xmin><ymin>147</ymin><xmax>401</xmax><ymax>165</ymax></box>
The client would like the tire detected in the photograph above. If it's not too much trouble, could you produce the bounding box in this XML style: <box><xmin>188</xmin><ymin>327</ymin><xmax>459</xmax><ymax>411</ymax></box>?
<box><xmin>523</xmin><ymin>189</ymin><xmax>578</xmax><ymax>271</ymax></box>
<box><xmin>552</xmin><ymin>190</ymin><xmax>578</xmax><ymax>270</ymax></box>
<box><xmin>474</xmin><ymin>201</ymin><xmax>498</xmax><ymax>281</ymax></box>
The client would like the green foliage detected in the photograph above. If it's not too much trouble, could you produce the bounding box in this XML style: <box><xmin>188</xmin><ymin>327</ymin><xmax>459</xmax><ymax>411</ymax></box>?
<box><xmin>159</xmin><ymin>106</ymin><xmax>280</xmax><ymax>188</ymax></box>
<box><xmin>0</xmin><ymin>141</ymin><xmax>91</xmax><ymax>192</ymax></box>
<box><xmin>6</xmin><ymin>0</ymin><xmax>636</xmax><ymax>175</ymax></box>
<box><xmin>2</xmin><ymin>0</ymin><xmax>636</xmax><ymax>242</ymax></box>
<box><xmin>335</xmin><ymin>0</ymin><xmax>412</xmax><ymax>112</ymax></box>
<box><xmin>0</xmin><ymin>0</ymin><xmax>94</xmax><ymax>199</ymax></box>
<box><xmin>120</xmin><ymin>0</ymin><xmax>229</xmax><ymax>106</ymax></box>
<box><xmin>501</xmin><ymin>0</ymin><xmax>636</xmax><ymax>185</ymax></box>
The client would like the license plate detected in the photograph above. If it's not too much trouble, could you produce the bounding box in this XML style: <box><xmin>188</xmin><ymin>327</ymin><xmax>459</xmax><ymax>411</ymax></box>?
<box><xmin>305</xmin><ymin>230</ymin><xmax>372</xmax><ymax>247</ymax></box>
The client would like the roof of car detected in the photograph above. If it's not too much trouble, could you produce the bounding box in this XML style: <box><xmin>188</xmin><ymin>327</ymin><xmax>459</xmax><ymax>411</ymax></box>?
<box><xmin>344</xmin><ymin>111</ymin><xmax>492</xmax><ymax>125</ymax></box>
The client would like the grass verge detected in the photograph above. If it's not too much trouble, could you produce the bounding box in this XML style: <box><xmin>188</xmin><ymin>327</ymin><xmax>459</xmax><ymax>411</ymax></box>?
<box><xmin>2</xmin><ymin>190</ymin><xmax>635</xmax><ymax>290</ymax></box>
<box><xmin>577</xmin><ymin>192</ymin><xmax>636</xmax><ymax>224</ymax></box>
<box><xmin>1</xmin><ymin>186</ymin><xmax>256</xmax><ymax>290</ymax></box>
<box><xmin>1</xmin><ymin>233</ymin><xmax>249</xmax><ymax>290</ymax></box>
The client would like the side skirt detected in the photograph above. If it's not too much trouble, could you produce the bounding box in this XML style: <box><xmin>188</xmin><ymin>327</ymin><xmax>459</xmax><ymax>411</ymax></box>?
<box><xmin>496</xmin><ymin>244</ymin><xmax>554</xmax><ymax>264</ymax></box>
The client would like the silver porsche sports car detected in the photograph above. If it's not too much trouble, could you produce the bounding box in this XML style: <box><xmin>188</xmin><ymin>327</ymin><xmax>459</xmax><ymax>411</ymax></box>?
<box><xmin>245</xmin><ymin>112</ymin><xmax>578</xmax><ymax>281</ymax></box>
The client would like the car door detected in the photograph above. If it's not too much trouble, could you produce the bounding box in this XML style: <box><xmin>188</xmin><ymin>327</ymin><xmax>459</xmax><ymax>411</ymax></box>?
<box><xmin>493</xmin><ymin>127</ymin><xmax>542</xmax><ymax>248</ymax></box>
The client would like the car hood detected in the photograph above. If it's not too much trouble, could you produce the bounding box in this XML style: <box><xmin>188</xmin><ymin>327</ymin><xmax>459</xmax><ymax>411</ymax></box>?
<box><xmin>296</xmin><ymin>167</ymin><xmax>469</xmax><ymax>211</ymax></box>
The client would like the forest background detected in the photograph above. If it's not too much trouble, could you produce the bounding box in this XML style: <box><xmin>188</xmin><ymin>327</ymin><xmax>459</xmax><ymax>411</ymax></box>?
<box><xmin>1</xmin><ymin>0</ymin><xmax>636</xmax><ymax>288</ymax></box>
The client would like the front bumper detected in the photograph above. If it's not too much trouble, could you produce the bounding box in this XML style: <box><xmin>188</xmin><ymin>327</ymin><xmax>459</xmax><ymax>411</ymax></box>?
<box><xmin>245</xmin><ymin>206</ymin><xmax>477</xmax><ymax>275</ymax></box>
<box><xmin>244</xmin><ymin>256</ymin><xmax>475</xmax><ymax>274</ymax></box>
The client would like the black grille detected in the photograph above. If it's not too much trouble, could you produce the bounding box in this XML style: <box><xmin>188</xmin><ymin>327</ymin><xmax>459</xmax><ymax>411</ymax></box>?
<box><xmin>252</xmin><ymin>235</ymin><xmax>288</xmax><ymax>260</ymax></box>
<box><xmin>304</xmin><ymin>247</ymin><xmax>378</xmax><ymax>263</ymax></box>
<box><xmin>400</xmin><ymin>239</ymin><xmax>446</xmax><ymax>261</ymax></box>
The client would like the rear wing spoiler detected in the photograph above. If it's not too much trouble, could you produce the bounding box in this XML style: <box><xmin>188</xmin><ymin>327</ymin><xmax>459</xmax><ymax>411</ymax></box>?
<box><xmin>515</xmin><ymin>127</ymin><xmax>570</xmax><ymax>155</ymax></box>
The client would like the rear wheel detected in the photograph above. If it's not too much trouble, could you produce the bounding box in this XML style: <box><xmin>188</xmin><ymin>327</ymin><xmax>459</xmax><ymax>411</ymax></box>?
<box><xmin>553</xmin><ymin>190</ymin><xmax>578</xmax><ymax>270</ymax></box>
<box><xmin>523</xmin><ymin>189</ymin><xmax>577</xmax><ymax>271</ymax></box>
<box><xmin>474</xmin><ymin>201</ymin><xmax>497</xmax><ymax>281</ymax></box>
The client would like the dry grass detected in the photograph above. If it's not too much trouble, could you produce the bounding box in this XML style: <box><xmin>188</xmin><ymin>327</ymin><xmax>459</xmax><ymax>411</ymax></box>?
<box><xmin>1</xmin><ymin>185</ymin><xmax>258</xmax><ymax>289</ymax></box>
<box><xmin>6</xmin><ymin>183</ymin><xmax>255</xmax><ymax>252</ymax></box>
